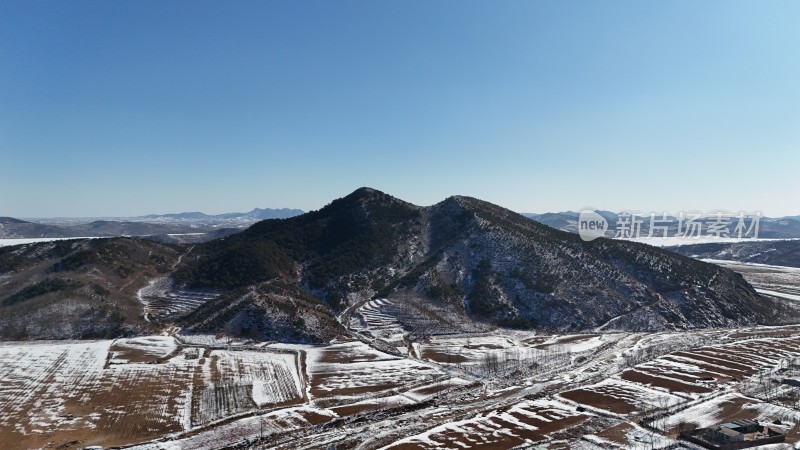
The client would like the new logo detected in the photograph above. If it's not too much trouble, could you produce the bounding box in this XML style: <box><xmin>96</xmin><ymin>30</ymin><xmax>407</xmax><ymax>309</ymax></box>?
<box><xmin>578</xmin><ymin>208</ymin><xmax>608</xmax><ymax>242</ymax></box>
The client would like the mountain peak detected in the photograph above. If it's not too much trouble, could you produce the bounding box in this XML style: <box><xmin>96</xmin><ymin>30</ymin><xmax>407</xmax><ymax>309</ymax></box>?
<box><xmin>343</xmin><ymin>187</ymin><xmax>387</xmax><ymax>201</ymax></box>
<box><xmin>330</xmin><ymin>188</ymin><xmax>419</xmax><ymax>215</ymax></box>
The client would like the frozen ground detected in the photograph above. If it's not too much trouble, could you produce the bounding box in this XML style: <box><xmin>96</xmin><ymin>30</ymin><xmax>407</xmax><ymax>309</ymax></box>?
<box><xmin>704</xmin><ymin>259</ymin><xmax>800</xmax><ymax>301</ymax></box>
<box><xmin>621</xmin><ymin>236</ymin><xmax>800</xmax><ymax>247</ymax></box>
<box><xmin>5</xmin><ymin>326</ymin><xmax>800</xmax><ymax>449</ymax></box>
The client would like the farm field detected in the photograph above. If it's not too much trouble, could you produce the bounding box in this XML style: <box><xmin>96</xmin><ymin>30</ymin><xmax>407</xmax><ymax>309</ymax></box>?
<box><xmin>0</xmin><ymin>337</ymin><xmax>304</xmax><ymax>449</ymax></box>
<box><xmin>706</xmin><ymin>259</ymin><xmax>800</xmax><ymax>302</ymax></box>
<box><xmin>4</xmin><ymin>326</ymin><xmax>800</xmax><ymax>449</ymax></box>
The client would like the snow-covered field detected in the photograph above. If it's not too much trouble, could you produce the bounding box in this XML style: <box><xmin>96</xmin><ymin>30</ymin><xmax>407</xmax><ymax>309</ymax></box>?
<box><xmin>304</xmin><ymin>340</ymin><xmax>445</xmax><ymax>406</ymax></box>
<box><xmin>0</xmin><ymin>339</ymin><xmax>194</xmax><ymax>449</ymax></box>
<box><xmin>381</xmin><ymin>399</ymin><xmax>589</xmax><ymax>450</ymax></box>
<box><xmin>0</xmin><ymin>338</ymin><xmax>307</xmax><ymax>449</ymax></box>
<box><xmin>705</xmin><ymin>259</ymin><xmax>800</xmax><ymax>302</ymax></box>
<box><xmin>5</xmin><ymin>328</ymin><xmax>800</xmax><ymax>449</ymax></box>
<box><xmin>0</xmin><ymin>237</ymin><xmax>103</xmax><ymax>247</ymax></box>
<box><xmin>620</xmin><ymin>236</ymin><xmax>800</xmax><ymax>247</ymax></box>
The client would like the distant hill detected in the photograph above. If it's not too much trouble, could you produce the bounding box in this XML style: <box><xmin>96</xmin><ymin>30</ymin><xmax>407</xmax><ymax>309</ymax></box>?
<box><xmin>0</xmin><ymin>219</ymin><xmax>220</xmax><ymax>240</ymax></box>
<box><xmin>0</xmin><ymin>218</ymin><xmax>75</xmax><ymax>238</ymax></box>
<box><xmin>668</xmin><ymin>239</ymin><xmax>800</xmax><ymax>268</ymax></box>
<box><xmin>0</xmin><ymin>208</ymin><xmax>304</xmax><ymax>242</ymax></box>
<box><xmin>142</xmin><ymin>211</ymin><xmax>212</xmax><ymax>220</ymax></box>
<box><xmin>142</xmin><ymin>207</ymin><xmax>304</xmax><ymax>222</ymax></box>
<box><xmin>525</xmin><ymin>211</ymin><xmax>800</xmax><ymax>239</ymax></box>
<box><xmin>0</xmin><ymin>217</ymin><xmax>30</xmax><ymax>224</ymax></box>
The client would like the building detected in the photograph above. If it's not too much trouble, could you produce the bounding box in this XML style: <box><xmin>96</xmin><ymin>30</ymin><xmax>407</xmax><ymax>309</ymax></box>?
<box><xmin>679</xmin><ymin>419</ymin><xmax>785</xmax><ymax>450</ymax></box>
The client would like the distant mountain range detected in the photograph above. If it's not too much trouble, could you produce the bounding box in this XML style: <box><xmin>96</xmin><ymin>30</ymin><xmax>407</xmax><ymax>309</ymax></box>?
<box><xmin>140</xmin><ymin>207</ymin><xmax>304</xmax><ymax>222</ymax></box>
<box><xmin>0</xmin><ymin>208</ymin><xmax>305</xmax><ymax>243</ymax></box>
<box><xmin>524</xmin><ymin>211</ymin><xmax>800</xmax><ymax>239</ymax></box>
<box><xmin>7</xmin><ymin>207</ymin><xmax>796</xmax><ymax>242</ymax></box>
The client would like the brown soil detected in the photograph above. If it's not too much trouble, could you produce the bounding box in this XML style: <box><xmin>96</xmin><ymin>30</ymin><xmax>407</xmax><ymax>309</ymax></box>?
<box><xmin>420</xmin><ymin>348</ymin><xmax>469</xmax><ymax>364</ymax></box>
<box><xmin>464</xmin><ymin>344</ymin><xmax>505</xmax><ymax>350</ymax></box>
<box><xmin>383</xmin><ymin>444</ymin><xmax>428</xmax><ymax>450</ymax></box>
<box><xmin>317</xmin><ymin>344</ymin><xmax>383</xmax><ymax>364</ymax></box>
<box><xmin>297</xmin><ymin>409</ymin><xmax>335</xmax><ymax>425</ymax></box>
<box><xmin>621</xmin><ymin>369</ymin><xmax>712</xmax><ymax>394</ymax></box>
<box><xmin>595</xmin><ymin>422</ymin><xmax>635</xmax><ymax>445</ymax></box>
<box><xmin>107</xmin><ymin>341</ymin><xmax>177</xmax><ymax>364</ymax></box>
<box><xmin>410</xmin><ymin>381</ymin><xmax>457</xmax><ymax>396</ymax></box>
<box><xmin>560</xmin><ymin>389</ymin><xmax>638</xmax><ymax>414</ymax></box>
<box><xmin>5</xmin><ymin>363</ymin><xmax>197</xmax><ymax>450</ymax></box>
<box><xmin>331</xmin><ymin>399</ymin><xmax>401</xmax><ymax>416</ymax></box>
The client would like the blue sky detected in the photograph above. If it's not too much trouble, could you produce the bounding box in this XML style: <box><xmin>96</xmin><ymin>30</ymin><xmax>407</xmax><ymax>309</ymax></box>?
<box><xmin>1</xmin><ymin>1</ymin><xmax>798</xmax><ymax>217</ymax></box>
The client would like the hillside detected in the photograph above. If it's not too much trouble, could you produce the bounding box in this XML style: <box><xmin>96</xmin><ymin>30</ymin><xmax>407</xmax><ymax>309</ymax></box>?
<box><xmin>173</xmin><ymin>188</ymin><xmax>798</xmax><ymax>334</ymax></box>
<box><xmin>0</xmin><ymin>238</ymin><xmax>181</xmax><ymax>339</ymax></box>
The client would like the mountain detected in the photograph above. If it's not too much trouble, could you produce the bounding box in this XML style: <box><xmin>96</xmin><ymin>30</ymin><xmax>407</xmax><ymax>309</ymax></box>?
<box><xmin>761</xmin><ymin>217</ymin><xmax>800</xmax><ymax>238</ymax></box>
<box><xmin>2</xmin><ymin>188</ymin><xmax>796</xmax><ymax>342</ymax></box>
<box><xmin>173</xmin><ymin>188</ymin><xmax>797</xmax><ymax>335</ymax></box>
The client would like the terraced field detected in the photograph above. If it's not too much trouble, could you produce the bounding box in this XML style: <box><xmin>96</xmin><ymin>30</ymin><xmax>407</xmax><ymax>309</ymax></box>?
<box><xmin>349</xmin><ymin>298</ymin><xmax>406</xmax><ymax>343</ymax></box>
<box><xmin>382</xmin><ymin>399</ymin><xmax>589</xmax><ymax>449</ymax></box>
<box><xmin>137</xmin><ymin>277</ymin><xmax>218</xmax><ymax>320</ymax></box>
<box><xmin>6</xmin><ymin>329</ymin><xmax>800</xmax><ymax>449</ymax></box>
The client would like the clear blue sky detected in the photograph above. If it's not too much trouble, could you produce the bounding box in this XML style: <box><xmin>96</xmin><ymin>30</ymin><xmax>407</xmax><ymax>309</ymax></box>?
<box><xmin>1</xmin><ymin>1</ymin><xmax>798</xmax><ymax>217</ymax></box>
